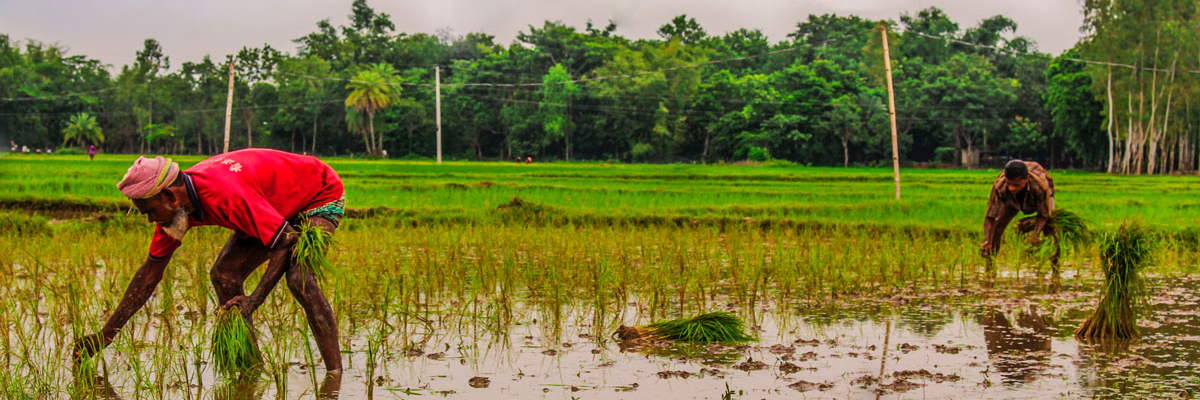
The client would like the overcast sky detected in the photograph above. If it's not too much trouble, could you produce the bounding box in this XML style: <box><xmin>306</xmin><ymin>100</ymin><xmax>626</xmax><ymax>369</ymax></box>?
<box><xmin>0</xmin><ymin>0</ymin><xmax>1086</xmax><ymax>71</ymax></box>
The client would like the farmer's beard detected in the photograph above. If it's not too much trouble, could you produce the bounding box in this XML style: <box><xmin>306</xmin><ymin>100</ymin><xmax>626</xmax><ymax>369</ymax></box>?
<box><xmin>160</xmin><ymin>208</ymin><xmax>189</xmax><ymax>241</ymax></box>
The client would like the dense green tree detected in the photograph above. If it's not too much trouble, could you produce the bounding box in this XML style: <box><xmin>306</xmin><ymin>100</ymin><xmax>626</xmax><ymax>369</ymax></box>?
<box><xmin>1046</xmin><ymin>50</ymin><xmax>1105</xmax><ymax>168</ymax></box>
<box><xmin>540</xmin><ymin>63</ymin><xmax>580</xmax><ymax>159</ymax></box>
<box><xmin>2</xmin><ymin>0</ymin><xmax>1195</xmax><ymax>171</ymax></box>
<box><xmin>919</xmin><ymin>53</ymin><xmax>1018</xmax><ymax>167</ymax></box>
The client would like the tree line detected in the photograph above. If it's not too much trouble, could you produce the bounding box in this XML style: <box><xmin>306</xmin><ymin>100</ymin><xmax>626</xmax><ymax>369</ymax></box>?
<box><xmin>1</xmin><ymin>0</ymin><xmax>1196</xmax><ymax>173</ymax></box>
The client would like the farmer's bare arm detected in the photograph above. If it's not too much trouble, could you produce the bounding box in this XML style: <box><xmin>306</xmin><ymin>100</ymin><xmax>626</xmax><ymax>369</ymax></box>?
<box><xmin>75</xmin><ymin>257</ymin><xmax>169</xmax><ymax>357</ymax></box>
<box><xmin>1029</xmin><ymin>215</ymin><xmax>1050</xmax><ymax>243</ymax></box>
<box><xmin>982</xmin><ymin>216</ymin><xmax>997</xmax><ymax>247</ymax></box>
<box><xmin>981</xmin><ymin>187</ymin><xmax>1002</xmax><ymax>255</ymax></box>
<box><xmin>233</xmin><ymin>226</ymin><xmax>298</xmax><ymax>314</ymax></box>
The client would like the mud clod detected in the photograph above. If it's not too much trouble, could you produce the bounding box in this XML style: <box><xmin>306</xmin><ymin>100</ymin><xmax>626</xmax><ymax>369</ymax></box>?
<box><xmin>733</xmin><ymin>359</ymin><xmax>768</xmax><ymax>371</ymax></box>
<box><xmin>468</xmin><ymin>376</ymin><xmax>490</xmax><ymax>388</ymax></box>
<box><xmin>656</xmin><ymin>370</ymin><xmax>692</xmax><ymax>379</ymax></box>
<box><xmin>788</xmin><ymin>380</ymin><xmax>834</xmax><ymax>392</ymax></box>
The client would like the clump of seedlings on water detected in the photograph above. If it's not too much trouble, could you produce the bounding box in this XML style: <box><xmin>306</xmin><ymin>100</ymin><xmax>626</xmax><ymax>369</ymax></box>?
<box><xmin>616</xmin><ymin>312</ymin><xmax>756</xmax><ymax>343</ymax></box>
<box><xmin>1076</xmin><ymin>221</ymin><xmax>1155</xmax><ymax>341</ymax></box>
<box><xmin>210</xmin><ymin>306</ymin><xmax>262</xmax><ymax>377</ymax></box>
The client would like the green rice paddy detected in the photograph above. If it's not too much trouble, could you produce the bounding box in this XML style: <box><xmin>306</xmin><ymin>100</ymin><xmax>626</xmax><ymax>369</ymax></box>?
<box><xmin>1</xmin><ymin>153</ymin><xmax>1198</xmax><ymax>399</ymax></box>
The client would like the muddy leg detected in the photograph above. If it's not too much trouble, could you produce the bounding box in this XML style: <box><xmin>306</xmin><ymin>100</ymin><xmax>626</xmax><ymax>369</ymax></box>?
<box><xmin>210</xmin><ymin>232</ymin><xmax>270</xmax><ymax>324</ymax></box>
<box><xmin>286</xmin><ymin>217</ymin><xmax>342</xmax><ymax>373</ymax></box>
<box><xmin>989</xmin><ymin>206</ymin><xmax>1019</xmax><ymax>256</ymax></box>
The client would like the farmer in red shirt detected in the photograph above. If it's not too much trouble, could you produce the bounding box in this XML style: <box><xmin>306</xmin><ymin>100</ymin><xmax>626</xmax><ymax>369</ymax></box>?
<box><xmin>74</xmin><ymin>149</ymin><xmax>346</xmax><ymax>377</ymax></box>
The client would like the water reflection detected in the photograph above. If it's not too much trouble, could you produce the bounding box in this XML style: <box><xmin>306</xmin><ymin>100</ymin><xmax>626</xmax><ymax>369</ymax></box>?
<box><xmin>980</xmin><ymin>306</ymin><xmax>1053</xmax><ymax>385</ymax></box>
<box><xmin>62</xmin><ymin>278</ymin><xmax>1200</xmax><ymax>399</ymax></box>
<box><xmin>72</xmin><ymin>370</ymin><xmax>341</xmax><ymax>400</ymax></box>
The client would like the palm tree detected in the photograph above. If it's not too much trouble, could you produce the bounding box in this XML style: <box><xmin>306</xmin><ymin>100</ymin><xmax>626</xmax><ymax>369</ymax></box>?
<box><xmin>344</xmin><ymin>63</ymin><xmax>399</xmax><ymax>156</ymax></box>
<box><xmin>62</xmin><ymin>112</ymin><xmax>104</xmax><ymax>148</ymax></box>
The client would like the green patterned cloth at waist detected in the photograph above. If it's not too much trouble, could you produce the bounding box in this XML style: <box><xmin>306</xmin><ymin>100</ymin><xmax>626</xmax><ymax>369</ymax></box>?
<box><xmin>297</xmin><ymin>194</ymin><xmax>346</xmax><ymax>225</ymax></box>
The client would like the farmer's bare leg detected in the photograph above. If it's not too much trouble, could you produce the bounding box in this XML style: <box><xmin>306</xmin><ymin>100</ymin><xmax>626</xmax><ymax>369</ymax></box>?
<box><xmin>988</xmin><ymin>205</ymin><xmax>1019</xmax><ymax>256</ymax></box>
<box><xmin>286</xmin><ymin>216</ymin><xmax>342</xmax><ymax>373</ymax></box>
<box><xmin>210</xmin><ymin>232</ymin><xmax>270</xmax><ymax>317</ymax></box>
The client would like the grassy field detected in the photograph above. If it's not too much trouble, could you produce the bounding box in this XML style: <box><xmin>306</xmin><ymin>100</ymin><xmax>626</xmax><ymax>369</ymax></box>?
<box><xmin>0</xmin><ymin>153</ymin><xmax>1198</xmax><ymax>398</ymax></box>
<box><xmin>4</xmin><ymin>153</ymin><xmax>1200</xmax><ymax>232</ymax></box>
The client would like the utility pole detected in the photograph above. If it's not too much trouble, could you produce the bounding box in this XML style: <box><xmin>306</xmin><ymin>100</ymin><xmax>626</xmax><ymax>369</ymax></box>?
<box><xmin>881</xmin><ymin>25</ymin><xmax>901</xmax><ymax>200</ymax></box>
<box><xmin>435</xmin><ymin>65</ymin><xmax>442</xmax><ymax>165</ymax></box>
<box><xmin>223</xmin><ymin>60</ymin><xmax>235</xmax><ymax>154</ymax></box>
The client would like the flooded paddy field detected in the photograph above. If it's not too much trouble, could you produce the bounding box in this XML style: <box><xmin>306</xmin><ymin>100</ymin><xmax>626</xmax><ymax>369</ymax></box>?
<box><xmin>2</xmin><ymin>157</ymin><xmax>1199</xmax><ymax>399</ymax></box>
<box><xmin>5</xmin><ymin>213</ymin><xmax>1198</xmax><ymax>400</ymax></box>
<box><xmin>67</xmin><ymin>277</ymin><xmax>1200</xmax><ymax>400</ymax></box>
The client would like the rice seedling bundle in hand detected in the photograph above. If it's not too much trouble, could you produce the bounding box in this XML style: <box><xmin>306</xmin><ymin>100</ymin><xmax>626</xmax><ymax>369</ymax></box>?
<box><xmin>615</xmin><ymin>312</ymin><xmax>756</xmax><ymax>343</ymax></box>
<box><xmin>1018</xmin><ymin>209</ymin><xmax>1092</xmax><ymax>249</ymax></box>
<box><xmin>292</xmin><ymin>218</ymin><xmax>335</xmax><ymax>281</ymax></box>
<box><xmin>1075</xmin><ymin>221</ymin><xmax>1155</xmax><ymax>341</ymax></box>
<box><xmin>211</xmin><ymin>306</ymin><xmax>262</xmax><ymax>376</ymax></box>
<box><xmin>1018</xmin><ymin>209</ymin><xmax>1091</xmax><ymax>267</ymax></box>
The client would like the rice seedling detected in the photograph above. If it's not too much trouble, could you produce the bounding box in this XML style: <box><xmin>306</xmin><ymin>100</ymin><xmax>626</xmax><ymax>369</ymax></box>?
<box><xmin>1076</xmin><ymin>221</ymin><xmax>1156</xmax><ymax>341</ymax></box>
<box><xmin>615</xmin><ymin>312</ymin><xmax>755</xmax><ymax>343</ymax></box>
<box><xmin>210</xmin><ymin>306</ymin><xmax>262</xmax><ymax>377</ymax></box>
<box><xmin>292</xmin><ymin>217</ymin><xmax>336</xmax><ymax>281</ymax></box>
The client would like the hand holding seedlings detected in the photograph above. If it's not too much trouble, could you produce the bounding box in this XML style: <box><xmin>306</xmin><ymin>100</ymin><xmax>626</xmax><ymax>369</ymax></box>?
<box><xmin>219</xmin><ymin>295</ymin><xmax>255</xmax><ymax>319</ymax></box>
<box><xmin>72</xmin><ymin>331</ymin><xmax>114</xmax><ymax>361</ymax></box>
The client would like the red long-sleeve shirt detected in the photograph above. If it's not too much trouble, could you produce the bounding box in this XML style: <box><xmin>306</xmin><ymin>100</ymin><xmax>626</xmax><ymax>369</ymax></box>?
<box><xmin>147</xmin><ymin>149</ymin><xmax>343</xmax><ymax>260</ymax></box>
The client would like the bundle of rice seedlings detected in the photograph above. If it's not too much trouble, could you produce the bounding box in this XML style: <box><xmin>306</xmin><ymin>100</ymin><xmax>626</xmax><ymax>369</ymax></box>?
<box><xmin>292</xmin><ymin>218</ymin><xmax>335</xmax><ymax>281</ymax></box>
<box><xmin>1075</xmin><ymin>221</ymin><xmax>1155</xmax><ymax>341</ymax></box>
<box><xmin>1017</xmin><ymin>209</ymin><xmax>1092</xmax><ymax>249</ymax></box>
<box><xmin>211</xmin><ymin>306</ymin><xmax>262</xmax><ymax>376</ymax></box>
<box><xmin>615</xmin><ymin>312</ymin><xmax>756</xmax><ymax>343</ymax></box>
<box><xmin>1018</xmin><ymin>209</ymin><xmax>1091</xmax><ymax>270</ymax></box>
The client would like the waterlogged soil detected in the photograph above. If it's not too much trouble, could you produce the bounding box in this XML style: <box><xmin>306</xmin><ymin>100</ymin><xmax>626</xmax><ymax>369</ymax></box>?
<box><xmin>82</xmin><ymin>277</ymin><xmax>1200</xmax><ymax>400</ymax></box>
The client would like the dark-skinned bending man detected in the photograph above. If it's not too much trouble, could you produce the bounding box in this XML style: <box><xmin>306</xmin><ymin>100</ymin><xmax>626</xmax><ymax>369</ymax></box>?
<box><xmin>981</xmin><ymin>159</ymin><xmax>1055</xmax><ymax>258</ymax></box>
<box><xmin>73</xmin><ymin>148</ymin><xmax>346</xmax><ymax>377</ymax></box>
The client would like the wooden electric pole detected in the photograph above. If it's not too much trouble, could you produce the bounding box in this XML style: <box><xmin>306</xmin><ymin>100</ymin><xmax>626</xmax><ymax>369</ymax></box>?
<box><xmin>881</xmin><ymin>25</ymin><xmax>901</xmax><ymax>200</ymax></box>
<box><xmin>223</xmin><ymin>60</ymin><xmax>235</xmax><ymax>154</ymax></box>
<box><xmin>435</xmin><ymin>65</ymin><xmax>442</xmax><ymax>165</ymax></box>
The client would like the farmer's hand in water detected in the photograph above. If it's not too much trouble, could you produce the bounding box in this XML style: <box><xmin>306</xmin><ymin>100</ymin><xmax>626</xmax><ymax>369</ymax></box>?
<box><xmin>1027</xmin><ymin>234</ymin><xmax>1042</xmax><ymax>247</ymax></box>
<box><xmin>979</xmin><ymin>241</ymin><xmax>993</xmax><ymax>258</ymax></box>
<box><xmin>73</xmin><ymin>331</ymin><xmax>113</xmax><ymax>361</ymax></box>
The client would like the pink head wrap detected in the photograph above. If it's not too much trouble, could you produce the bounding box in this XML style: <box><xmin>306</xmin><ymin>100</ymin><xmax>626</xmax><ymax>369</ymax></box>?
<box><xmin>116</xmin><ymin>156</ymin><xmax>180</xmax><ymax>199</ymax></box>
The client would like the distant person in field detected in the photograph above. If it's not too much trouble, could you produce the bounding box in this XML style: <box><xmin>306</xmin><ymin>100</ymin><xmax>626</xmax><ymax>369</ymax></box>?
<box><xmin>88</xmin><ymin>145</ymin><xmax>96</xmax><ymax>160</ymax></box>
<box><xmin>981</xmin><ymin>159</ymin><xmax>1055</xmax><ymax>258</ymax></box>
<box><xmin>74</xmin><ymin>148</ymin><xmax>346</xmax><ymax>377</ymax></box>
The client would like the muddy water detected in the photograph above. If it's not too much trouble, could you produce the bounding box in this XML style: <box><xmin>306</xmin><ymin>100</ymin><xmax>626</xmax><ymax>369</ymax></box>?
<box><xmin>85</xmin><ymin>278</ymin><xmax>1200</xmax><ymax>399</ymax></box>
